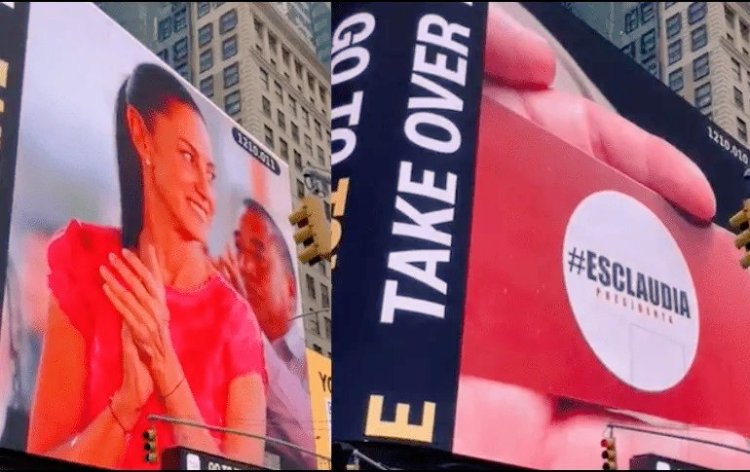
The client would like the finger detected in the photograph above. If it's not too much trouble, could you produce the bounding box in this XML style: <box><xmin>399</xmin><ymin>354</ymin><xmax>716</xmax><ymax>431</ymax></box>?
<box><xmin>585</xmin><ymin>100</ymin><xmax>717</xmax><ymax>222</ymax></box>
<box><xmin>121</xmin><ymin>248</ymin><xmax>161</xmax><ymax>298</ymax></box>
<box><xmin>484</xmin><ymin>3</ymin><xmax>556</xmax><ymax>89</ymax></box>
<box><xmin>104</xmin><ymin>283</ymin><xmax>150</xmax><ymax>343</ymax></box>
<box><xmin>107</xmin><ymin>253</ymin><xmax>154</xmax><ymax>306</ymax></box>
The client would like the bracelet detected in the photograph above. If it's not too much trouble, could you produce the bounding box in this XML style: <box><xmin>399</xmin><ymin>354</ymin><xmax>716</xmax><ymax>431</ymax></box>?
<box><xmin>161</xmin><ymin>376</ymin><xmax>186</xmax><ymax>400</ymax></box>
<box><xmin>108</xmin><ymin>396</ymin><xmax>132</xmax><ymax>436</ymax></box>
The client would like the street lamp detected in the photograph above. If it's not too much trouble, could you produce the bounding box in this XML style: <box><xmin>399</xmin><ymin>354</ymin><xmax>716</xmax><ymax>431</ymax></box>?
<box><xmin>289</xmin><ymin>308</ymin><xmax>330</xmax><ymax>322</ymax></box>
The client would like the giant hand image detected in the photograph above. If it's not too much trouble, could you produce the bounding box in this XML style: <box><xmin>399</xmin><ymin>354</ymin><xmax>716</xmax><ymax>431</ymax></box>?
<box><xmin>453</xmin><ymin>3</ymin><xmax>750</xmax><ymax>469</ymax></box>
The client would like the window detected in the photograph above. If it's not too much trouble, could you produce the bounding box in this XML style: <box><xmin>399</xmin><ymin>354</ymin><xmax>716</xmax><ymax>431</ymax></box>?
<box><xmin>668</xmin><ymin>40</ymin><xmax>682</xmax><ymax>65</ymax></box>
<box><xmin>693</xmin><ymin>53</ymin><xmax>709</xmax><ymax>80</ymax></box>
<box><xmin>324</xmin><ymin>316</ymin><xmax>331</xmax><ymax>340</ymax></box>
<box><xmin>728</xmin><ymin>33</ymin><xmax>735</xmax><ymax>44</ymax></box>
<box><xmin>621</xmin><ymin>41</ymin><xmax>636</xmax><ymax>59</ymax></box>
<box><xmin>317</xmin><ymin>145</ymin><xmax>325</xmax><ymax>165</ymax></box>
<box><xmin>268</xmin><ymin>33</ymin><xmax>278</xmax><ymax>54</ymax></box>
<box><xmin>313</xmin><ymin>344</ymin><xmax>322</xmax><ymax>354</ymax></box>
<box><xmin>314</xmin><ymin>119</ymin><xmax>322</xmax><ymax>139</ymax></box>
<box><xmin>279</xmin><ymin>139</ymin><xmax>288</xmax><ymax>160</ymax></box>
<box><xmin>197</xmin><ymin>2</ymin><xmax>210</xmax><ymax>18</ymax></box>
<box><xmin>321</xmin><ymin>284</ymin><xmax>330</xmax><ymax>309</ymax></box>
<box><xmin>275</xmin><ymin>81</ymin><xmax>283</xmax><ymax>101</ymax></box>
<box><xmin>158</xmin><ymin>18</ymin><xmax>172</xmax><ymax>41</ymax></box>
<box><xmin>691</xmin><ymin>25</ymin><xmax>707</xmax><ymax>51</ymax></box>
<box><xmin>625</xmin><ymin>8</ymin><xmax>639</xmax><ymax>34</ymax></box>
<box><xmin>289</xmin><ymin>95</ymin><xmax>297</xmax><ymax>116</ymax></box>
<box><xmin>198</xmin><ymin>24</ymin><xmax>213</xmax><ymax>47</ymax></box>
<box><xmin>225</xmin><ymin>90</ymin><xmax>241</xmax><ymax>115</ymax></box>
<box><xmin>173</xmin><ymin>7</ymin><xmax>187</xmax><ymax>32</ymax></box>
<box><xmin>175</xmin><ymin>62</ymin><xmax>189</xmax><ymax>80</ymax></box>
<box><xmin>304</xmin><ymin>135</ymin><xmax>312</xmax><ymax>155</ymax></box>
<box><xmin>666</xmin><ymin>2</ymin><xmax>676</xmax><ymax>8</ymax></box>
<box><xmin>669</xmin><ymin>68</ymin><xmax>684</xmax><ymax>92</ymax></box>
<box><xmin>222</xmin><ymin>36</ymin><xmax>237</xmax><ymax>60</ymax></box>
<box><xmin>733</xmin><ymin>58</ymin><xmax>742</xmax><ymax>80</ymax></box>
<box><xmin>200</xmin><ymin>76</ymin><xmax>214</xmax><ymax>98</ymax></box>
<box><xmin>688</xmin><ymin>2</ymin><xmax>707</xmax><ymax>25</ymax></box>
<box><xmin>220</xmin><ymin>9</ymin><xmax>237</xmax><ymax>34</ymax></box>
<box><xmin>735</xmin><ymin>86</ymin><xmax>744</xmax><ymax>109</ymax></box>
<box><xmin>742</xmin><ymin>21</ymin><xmax>750</xmax><ymax>42</ymax></box>
<box><xmin>726</xmin><ymin>5</ymin><xmax>736</xmax><ymax>30</ymax></box>
<box><xmin>318</xmin><ymin>261</ymin><xmax>326</xmax><ymax>276</ymax></box>
<box><xmin>294</xmin><ymin>150</ymin><xmax>302</xmax><ymax>170</ymax></box>
<box><xmin>223</xmin><ymin>62</ymin><xmax>239</xmax><ymax>88</ymax></box>
<box><xmin>641</xmin><ymin>2</ymin><xmax>654</xmax><ymax>24</ymax></box>
<box><xmin>282</xmin><ymin>47</ymin><xmax>291</xmax><ymax>67</ymax></box>
<box><xmin>666</xmin><ymin>13</ymin><xmax>681</xmax><ymax>40</ymax></box>
<box><xmin>643</xmin><ymin>55</ymin><xmax>658</xmax><ymax>77</ymax></box>
<box><xmin>297</xmin><ymin>179</ymin><xmax>306</xmax><ymax>199</ymax></box>
<box><xmin>157</xmin><ymin>49</ymin><xmax>168</xmax><ymax>62</ymax></box>
<box><xmin>641</xmin><ymin>29</ymin><xmax>656</xmax><ymax>55</ymax></box>
<box><xmin>199</xmin><ymin>48</ymin><xmax>213</xmax><ymax>73</ymax></box>
<box><xmin>173</xmin><ymin>38</ymin><xmax>188</xmax><ymax>62</ymax></box>
<box><xmin>292</xmin><ymin>123</ymin><xmax>299</xmax><ymax>143</ymax></box>
<box><xmin>278</xmin><ymin>110</ymin><xmax>286</xmax><ymax>131</ymax></box>
<box><xmin>260</xmin><ymin>67</ymin><xmax>269</xmax><ymax>91</ymax></box>
<box><xmin>694</xmin><ymin>82</ymin><xmax>711</xmax><ymax>109</ymax></box>
<box><xmin>739</xmin><ymin>117</ymin><xmax>748</xmax><ymax>142</ymax></box>
<box><xmin>264</xmin><ymin>125</ymin><xmax>274</xmax><ymax>148</ymax></box>
<box><xmin>745</xmin><ymin>48</ymin><xmax>750</xmax><ymax>59</ymax></box>
<box><xmin>294</xmin><ymin>60</ymin><xmax>303</xmax><ymax>78</ymax></box>
<box><xmin>307</xmin><ymin>73</ymin><xmax>315</xmax><ymax>92</ymax></box>
<box><xmin>319</xmin><ymin>86</ymin><xmax>328</xmax><ymax>105</ymax></box>
<box><xmin>302</xmin><ymin>107</ymin><xmax>310</xmax><ymax>127</ymax></box>
<box><xmin>254</xmin><ymin>18</ymin><xmax>264</xmax><ymax>37</ymax></box>
<box><xmin>309</xmin><ymin>313</ymin><xmax>320</xmax><ymax>336</ymax></box>
<box><xmin>262</xmin><ymin>96</ymin><xmax>271</xmax><ymax>117</ymax></box>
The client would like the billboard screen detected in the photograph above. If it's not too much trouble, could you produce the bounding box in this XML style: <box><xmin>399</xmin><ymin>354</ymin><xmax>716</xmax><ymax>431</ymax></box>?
<box><xmin>0</xmin><ymin>2</ymin><xmax>316</xmax><ymax>470</ymax></box>
<box><xmin>333</xmin><ymin>2</ymin><xmax>750</xmax><ymax>469</ymax></box>
<box><xmin>305</xmin><ymin>349</ymin><xmax>331</xmax><ymax>470</ymax></box>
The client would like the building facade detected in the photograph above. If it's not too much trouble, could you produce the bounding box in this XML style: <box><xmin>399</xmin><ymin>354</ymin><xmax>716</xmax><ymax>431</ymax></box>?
<box><xmin>568</xmin><ymin>2</ymin><xmax>750</xmax><ymax>146</ymax></box>
<box><xmin>97</xmin><ymin>2</ymin><xmax>332</xmax><ymax>357</ymax></box>
<box><xmin>273</xmin><ymin>2</ymin><xmax>332</xmax><ymax>69</ymax></box>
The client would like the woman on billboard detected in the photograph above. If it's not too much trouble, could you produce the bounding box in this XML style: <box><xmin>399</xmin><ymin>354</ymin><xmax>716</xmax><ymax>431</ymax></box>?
<box><xmin>25</xmin><ymin>63</ymin><xmax>268</xmax><ymax>469</ymax></box>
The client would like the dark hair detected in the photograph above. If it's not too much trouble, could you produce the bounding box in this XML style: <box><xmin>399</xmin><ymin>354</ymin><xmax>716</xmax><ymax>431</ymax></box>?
<box><xmin>241</xmin><ymin>198</ymin><xmax>296</xmax><ymax>282</ymax></box>
<box><xmin>115</xmin><ymin>63</ymin><xmax>203</xmax><ymax>248</ymax></box>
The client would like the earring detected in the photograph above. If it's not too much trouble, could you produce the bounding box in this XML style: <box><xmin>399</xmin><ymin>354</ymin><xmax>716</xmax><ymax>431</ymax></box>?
<box><xmin>145</xmin><ymin>159</ymin><xmax>152</xmax><ymax>167</ymax></box>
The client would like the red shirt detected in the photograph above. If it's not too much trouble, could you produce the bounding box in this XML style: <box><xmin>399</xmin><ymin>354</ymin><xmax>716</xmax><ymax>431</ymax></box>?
<box><xmin>46</xmin><ymin>220</ymin><xmax>267</xmax><ymax>469</ymax></box>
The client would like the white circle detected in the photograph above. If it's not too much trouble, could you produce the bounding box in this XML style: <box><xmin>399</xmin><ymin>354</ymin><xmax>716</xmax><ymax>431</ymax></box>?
<box><xmin>562</xmin><ymin>191</ymin><xmax>699</xmax><ymax>392</ymax></box>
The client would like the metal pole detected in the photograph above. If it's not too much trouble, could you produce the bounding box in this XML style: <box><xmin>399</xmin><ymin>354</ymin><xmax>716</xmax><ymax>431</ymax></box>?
<box><xmin>607</xmin><ymin>423</ymin><xmax>750</xmax><ymax>456</ymax></box>
<box><xmin>146</xmin><ymin>414</ymin><xmax>331</xmax><ymax>463</ymax></box>
<box><xmin>289</xmin><ymin>308</ymin><xmax>330</xmax><ymax>322</ymax></box>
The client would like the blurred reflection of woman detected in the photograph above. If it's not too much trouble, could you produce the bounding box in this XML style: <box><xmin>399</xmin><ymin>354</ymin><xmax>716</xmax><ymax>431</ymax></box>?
<box><xmin>26</xmin><ymin>63</ymin><xmax>267</xmax><ymax>470</ymax></box>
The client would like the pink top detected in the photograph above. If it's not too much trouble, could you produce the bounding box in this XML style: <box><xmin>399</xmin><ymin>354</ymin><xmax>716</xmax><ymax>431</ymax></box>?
<box><xmin>47</xmin><ymin>220</ymin><xmax>267</xmax><ymax>469</ymax></box>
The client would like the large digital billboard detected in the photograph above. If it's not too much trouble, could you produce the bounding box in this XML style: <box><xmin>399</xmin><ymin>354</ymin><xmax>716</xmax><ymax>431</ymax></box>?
<box><xmin>0</xmin><ymin>2</ymin><xmax>317</xmax><ymax>470</ymax></box>
<box><xmin>333</xmin><ymin>2</ymin><xmax>750</xmax><ymax>469</ymax></box>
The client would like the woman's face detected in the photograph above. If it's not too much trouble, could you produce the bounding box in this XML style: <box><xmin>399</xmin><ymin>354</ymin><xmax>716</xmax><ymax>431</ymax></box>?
<box><xmin>146</xmin><ymin>101</ymin><xmax>216</xmax><ymax>243</ymax></box>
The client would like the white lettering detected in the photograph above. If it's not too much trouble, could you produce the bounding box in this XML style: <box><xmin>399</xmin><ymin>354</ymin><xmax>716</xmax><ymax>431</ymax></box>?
<box><xmin>332</xmin><ymin>91</ymin><xmax>364</xmax><ymax>126</ymax></box>
<box><xmin>332</xmin><ymin>12</ymin><xmax>376</xmax><ymax>55</ymax></box>
<box><xmin>404</xmin><ymin>112</ymin><xmax>461</xmax><ymax>154</ymax></box>
<box><xmin>413</xmin><ymin>46</ymin><xmax>468</xmax><ymax>86</ymax></box>
<box><xmin>332</xmin><ymin>128</ymin><xmax>357</xmax><ymax>165</ymax></box>
<box><xmin>408</xmin><ymin>73</ymin><xmax>464</xmax><ymax>111</ymax></box>
<box><xmin>380</xmin><ymin>280</ymin><xmax>445</xmax><ymax>323</ymax></box>
<box><xmin>392</xmin><ymin>196</ymin><xmax>454</xmax><ymax>246</ymax></box>
<box><xmin>397</xmin><ymin>161</ymin><xmax>457</xmax><ymax>205</ymax></box>
<box><xmin>332</xmin><ymin>46</ymin><xmax>370</xmax><ymax>86</ymax></box>
<box><xmin>388</xmin><ymin>250</ymin><xmax>450</xmax><ymax>294</ymax></box>
<box><xmin>416</xmin><ymin>14</ymin><xmax>470</xmax><ymax>56</ymax></box>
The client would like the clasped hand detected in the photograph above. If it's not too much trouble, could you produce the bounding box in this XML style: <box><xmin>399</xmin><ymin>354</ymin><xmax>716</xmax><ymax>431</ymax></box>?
<box><xmin>100</xmin><ymin>245</ymin><xmax>184</xmax><ymax>401</ymax></box>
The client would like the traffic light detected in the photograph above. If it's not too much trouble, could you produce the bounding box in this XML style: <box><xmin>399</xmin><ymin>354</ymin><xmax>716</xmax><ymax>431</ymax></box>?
<box><xmin>143</xmin><ymin>427</ymin><xmax>158</xmax><ymax>463</ymax></box>
<box><xmin>729</xmin><ymin>168</ymin><xmax>750</xmax><ymax>268</ymax></box>
<box><xmin>601</xmin><ymin>437</ymin><xmax>617</xmax><ymax>470</ymax></box>
<box><xmin>289</xmin><ymin>195</ymin><xmax>332</xmax><ymax>265</ymax></box>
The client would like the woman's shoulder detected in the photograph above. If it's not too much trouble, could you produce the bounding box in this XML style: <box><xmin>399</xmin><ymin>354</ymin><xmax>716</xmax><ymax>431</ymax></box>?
<box><xmin>48</xmin><ymin>220</ymin><xmax>121</xmax><ymax>264</ymax></box>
